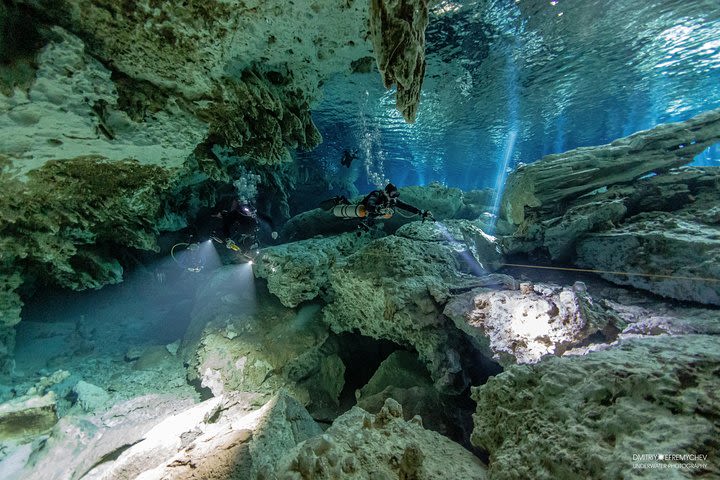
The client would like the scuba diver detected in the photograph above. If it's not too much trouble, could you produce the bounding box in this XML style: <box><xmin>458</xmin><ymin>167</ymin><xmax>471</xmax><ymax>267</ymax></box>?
<box><xmin>322</xmin><ymin>183</ymin><xmax>434</xmax><ymax>231</ymax></box>
<box><xmin>211</xmin><ymin>200</ymin><xmax>277</xmax><ymax>257</ymax></box>
<box><xmin>340</xmin><ymin>149</ymin><xmax>358</xmax><ymax>168</ymax></box>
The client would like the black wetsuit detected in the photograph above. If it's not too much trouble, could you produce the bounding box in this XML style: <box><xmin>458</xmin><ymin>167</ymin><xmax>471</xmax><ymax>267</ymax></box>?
<box><xmin>360</xmin><ymin>189</ymin><xmax>422</xmax><ymax>223</ymax></box>
<box><xmin>340</xmin><ymin>150</ymin><xmax>357</xmax><ymax>168</ymax></box>
<box><xmin>219</xmin><ymin>201</ymin><xmax>274</xmax><ymax>247</ymax></box>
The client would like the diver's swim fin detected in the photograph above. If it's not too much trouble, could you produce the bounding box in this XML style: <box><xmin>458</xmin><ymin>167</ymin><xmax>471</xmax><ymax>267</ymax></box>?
<box><xmin>320</xmin><ymin>196</ymin><xmax>349</xmax><ymax>211</ymax></box>
<box><xmin>319</xmin><ymin>198</ymin><xmax>336</xmax><ymax>211</ymax></box>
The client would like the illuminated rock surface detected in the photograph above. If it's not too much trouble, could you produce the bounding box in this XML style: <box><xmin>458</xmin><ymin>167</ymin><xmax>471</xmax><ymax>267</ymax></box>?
<box><xmin>444</xmin><ymin>281</ymin><xmax>621</xmax><ymax>366</ymax></box>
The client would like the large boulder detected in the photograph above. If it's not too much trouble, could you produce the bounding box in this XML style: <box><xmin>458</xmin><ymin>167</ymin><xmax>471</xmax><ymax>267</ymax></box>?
<box><xmin>5</xmin><ymin>394</ymin><xmax>196</xmax><ymax>480</ymax></box>
<box><xmin>471</xmin><ymin>335</ymin><xmax>720</xmax><ymax>480</ymax></box>
<box><xmin>275</xmin><ymin>397</ymin><xmax>488</xmax><ymax>479</ymax></box>
<box><xmin>88</xmin><ymin>392</ymin><xmax>321</xmax><ymax>480</ymax></box>
<box><xmin>444</xmin><ymin>281</ymin><xmax>622</xmax><ymax>366</ymax></box>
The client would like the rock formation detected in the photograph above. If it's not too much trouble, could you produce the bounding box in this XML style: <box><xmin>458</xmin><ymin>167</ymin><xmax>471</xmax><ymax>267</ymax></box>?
<box><xmin>369</xmin><ymin>0</ymin><xmax>431</xmax><ymax>122</ymax></box>
<box><xmin>444</xmin><ymin>280</ymin><xmax>621</xmax><ymax>366</ymax></box>
<box><xmin>182</xmin><ymin>266</ymin><xmax>346</xmax><ymax>412</ymax></box>
<box><xmin>498</xmin><ymin>107</ymin><xmax>720</xmax><ymax>305</ymax></box>
<box><xmin>256</xmin><ymin>219</ymin><xmax>503</xmax><ymax>393</ymax></box>
<box><xmin>501</xmin><ymin>107</ymin><xmax>720</xmax><ymax>227</ymax></box>
<box><xmin>471</xmin><ymin>334</ymin><xmax>720</xmax><ymax>479</ymax></box>
<box><xmin>275</xmin><ymin>397</ymin><xmax>487</xmax><ymax>479</ymax></box>
<box><xmin>0</xmin><ymin>0</ymin><xmax>438</xmax><ymax>370</ymax></box>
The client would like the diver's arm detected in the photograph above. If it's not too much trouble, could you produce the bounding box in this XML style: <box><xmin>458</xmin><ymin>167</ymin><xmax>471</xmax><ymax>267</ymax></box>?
<box><xmin>395</xmin><ymin>199</ymin><xmax>422</xmax><ymax>215</ymax></box>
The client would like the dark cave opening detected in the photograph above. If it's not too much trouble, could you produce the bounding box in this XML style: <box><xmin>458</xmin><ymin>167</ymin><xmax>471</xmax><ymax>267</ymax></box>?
<box><xmin>333</xmin><ymin>331</ymin><xmax>402</xmax><ymax>410</ymax></box>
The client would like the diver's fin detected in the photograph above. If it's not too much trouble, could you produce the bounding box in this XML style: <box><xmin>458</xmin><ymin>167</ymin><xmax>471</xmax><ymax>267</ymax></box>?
<box><xmin>319</xmin><ymin>199</ymin><xmax>334</xmax><ymax>211</ymax></box>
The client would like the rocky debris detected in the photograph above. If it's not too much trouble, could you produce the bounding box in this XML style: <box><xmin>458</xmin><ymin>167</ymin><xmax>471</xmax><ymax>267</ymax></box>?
<box><xmin>72</xmin><ymin>381</ymin><xmax>110</xmax><ymax>413</ymax></box>
<box><xmin>577</xmin><ymin>212</ymin><xmax>720</xmax><ymax>305</ymax></box>
<box><xmin>369</xmin><ymin>0</ymin><xmax>430</xmax><ymax>122</ymax></box>
<box><xmin>0</xmin><ymin>392</ymin><xmax>57</xmax><ymax>444</ymax></box>
<box><xmin>88</xmin><ymin>392</ymin><xmax>321</xmax><ymax>480</ymax></box>
<box><xmin>471</xmin><ymin>334</ymin><xmax>720</xmax><ymax>480</ymax></box>
<box><xmin>444</xmin><ymin>281</ymin><xmax>621</xmax><ymax>366</ymax></box>
<box><xmin>258</xmin><ymin>219</ymin><xmax>502</xmax><ymax>393</ymax></box>
<box><xmin>281</xmin><ymin>183</ymin><xmax>491</xmax><ymax>242</ymax></box>
<box><xmin>275</xmin><ymin>397</ymin><xmax>488</xmax><ymax>479</ymax></box>
<box><xmin>183</xmin><ymin>266</ymin><xmax>346</xmax><ymax>411</ymax></box>
<box><xmin>500</xmin><ymin>107</ymin><xmax>720</xmax><ymax>227</ymax></box>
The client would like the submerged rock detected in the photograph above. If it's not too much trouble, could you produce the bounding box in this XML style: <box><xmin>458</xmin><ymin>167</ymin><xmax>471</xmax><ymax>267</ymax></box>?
<box><xmin>87</xmin><ymin>392</ymin><xmax>321</xmax><ymax>480</ymax></box>
<box><xmin>471</xmin><ymin>334</ymin><xmax>720</xmax><ymax>479</ymax></box>
<box><xmin>501</xmin><ymin>107</ymin><xmax>720</xmax><ymax>227</ymax></box>
<box><xmin>275</xmin><ymin>397</ymin><xmax>487</xmax><ymax>479</ymax></box>
<box><xmin>577</xmin><ymin>213</ymin><xmax>720</xmax><ymax>305</ymax></box>
<box><xmin>444</xmin><ymin>281</ymin><xmax>621</xmax><ymax>366</ymax></box>
<box><xmin>183</xmin><ymin>266</ymin><xmax>345</xmax><ymax>410</ymax></box>
<box><xmin>0</xmin><ymin>392</ymin><xmax>57</xmax><ymax>444</ymax></box>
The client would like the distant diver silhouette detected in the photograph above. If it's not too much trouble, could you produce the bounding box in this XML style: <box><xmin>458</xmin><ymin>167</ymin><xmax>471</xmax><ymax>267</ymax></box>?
<box><xmin>340</xmin><ymin>149</ymin><xmax>358</xmax><ymax>168</ymax></box>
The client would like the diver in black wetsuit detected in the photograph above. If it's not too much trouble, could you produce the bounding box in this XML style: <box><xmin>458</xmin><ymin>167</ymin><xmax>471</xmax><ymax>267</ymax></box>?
<box><xmin>340</xmin><ymin>149</ymin><xmax>358</xmax><ymax>168</ymax></box>
<box><xmin>212</xmin><ymin>200</ymin><xmax>277</xmax><ymax>252</ymax></box>
<box><xmin>322</xmin><ymin>183</ymin><xmax>433</xmax><ymax>231</ymax></box>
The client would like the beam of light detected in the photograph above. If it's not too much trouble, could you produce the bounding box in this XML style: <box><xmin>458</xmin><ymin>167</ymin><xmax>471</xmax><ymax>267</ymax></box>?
<box><xmin>171</xmin><ymin>241</ymin><xmax>222</xmax><ymax>273</ymax></box>
<box><xmin>490</xmin><ymin>129</ymin><xmax>518</xmax><ymax>225</ymax></box>
<box><xmin>489</xmin><ymin>47</ymin><xmax>520</xmax><ymax>231</ymax></box>
<box><xmin>433</xmin><ymin>221</ymin><xmax>488</xmax><ymax>277</ymax></box>
<box><xmin>228</xmin><ymin>262</ymin><xmax>257</xmax><ymax>314</ymax></box>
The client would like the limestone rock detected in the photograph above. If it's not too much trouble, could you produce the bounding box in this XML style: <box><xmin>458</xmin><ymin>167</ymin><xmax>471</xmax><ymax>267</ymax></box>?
<box><xmin>370</xmin><ymin>0</ymin><xmax>430</xmax><ymax>122</ymax></box>
<box><xmin>275</xmin><ymin>398</ymin><xmax>487</xmax><ymax>479</ymax></box>
<box><xmin>14</xmin><ymin>394</ymin><xmax>196</xmax><ymax>480</ymax></box>
<box><xmin>254</xmin><ymin>233</ymin><xmax>372</xmax><ymax>308</ymax></box>
<box><xmin>89</xmin><ymin>392</ymin><xmax>321</xmax><ymax>480</ymax></box>
<box><xmin>72</xmin><ymin>381</ymin><xmax>110</xmax><ymax>413</ymax></box>
<box><xmin>471</xmin><ymin>335</ymin><xmax>720</xmax><ymax>480</ymax></box>
<box><xmin>258</xmin><ymin>220</ymin><xmax>502</xmax><ymax>393</ymax></box>
<box><xmin>444</xmin><ymin>281</ymin><xmax>621</xmax><ymax>366</ymax></box>
<box><xmin>576</xmin><ymin>213</ymin><xmax>720</xmax><ymax>305</ymax></box>
<box><xmin>183</xmin><ymin>266</ymin><xmax>345</xmax><ymax>410</ymax></box>
<box><xmin>501</xmin><ymin>107</ymin><xmax>720</xmax><ymax>226</ymax></box>
<box><xmin>0</xmin><ymin>392</ymin><xmax>57</xmax><ymax>444</ymax></box>
<box><xmin>357</xmin><ymin>351</ymin><xmax>456</xmax><ymax>436</ymax></box>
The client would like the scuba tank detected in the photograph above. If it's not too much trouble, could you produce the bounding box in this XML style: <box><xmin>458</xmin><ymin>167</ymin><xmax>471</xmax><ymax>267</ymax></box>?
<box><xmin>332</xmin><ymin>204</ymin><xmax>393</xmax><ymax>219</ymax></box>
<box><xmin>332</xmin><ymin>204</ymin><xmax>367</xmax><ymax>218</ymax></box>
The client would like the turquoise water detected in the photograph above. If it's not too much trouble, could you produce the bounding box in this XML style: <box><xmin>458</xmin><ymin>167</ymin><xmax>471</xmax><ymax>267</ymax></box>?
<box><xmin>307</xmin><ymin>0</ymin><xmax>720</xmax><ymax>192</ymax></box>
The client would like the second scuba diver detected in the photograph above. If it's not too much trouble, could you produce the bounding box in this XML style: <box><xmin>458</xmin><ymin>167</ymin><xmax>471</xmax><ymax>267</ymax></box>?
<box><xmin>322</xmin><ymin>183</ymin><xmax>434</xmax><ymax>231</ymax></box>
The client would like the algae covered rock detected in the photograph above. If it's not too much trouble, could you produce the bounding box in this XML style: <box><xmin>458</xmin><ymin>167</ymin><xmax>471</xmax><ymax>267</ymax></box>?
<box><xmin>254</xmin><ymin>233</ymin><xmax>371</xmax><ymax>308</ymax></box>
<box><xmin>471</xmin><ymin>335</ymin><xmax>720</xmax><ymax>479</ymax></box>
<box><xmin>257</xmin><ymin>220</ymin><xmax>503</xmax><ymax>393</ymax></box>
<box><xmin>276</xmin><ymin>397</ymin><xmax>487</xmax><ymax>479</ymax></box>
